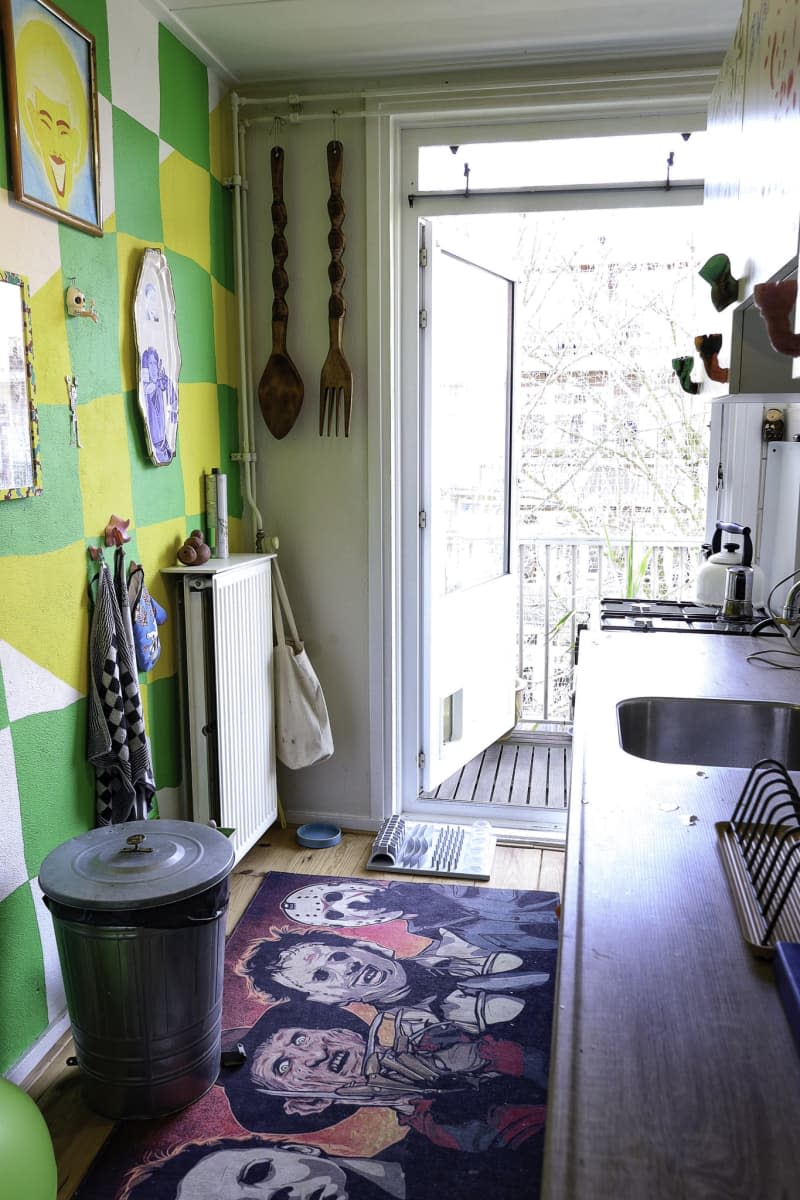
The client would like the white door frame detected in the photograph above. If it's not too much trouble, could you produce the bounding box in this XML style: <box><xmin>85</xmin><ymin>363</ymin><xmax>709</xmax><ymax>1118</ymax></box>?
<box><xmin>363</xmin><ymin>76</ymin><xmax>715</xmax><ymax>835</ymax></box>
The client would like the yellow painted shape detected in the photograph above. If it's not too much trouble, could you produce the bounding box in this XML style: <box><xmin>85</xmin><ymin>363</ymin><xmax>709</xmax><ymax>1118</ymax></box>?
<box><xmin>78</xmin><ymin>393</ymin><xmax>135</xmax><ymax>537</ymax></box>
<box><xmin>161</xmin><ymin>151</ymin><xmax>211</xmax><ymax>273</ymax></box>
<box><xmin>117</xmin><ymin>234</ymin><xmax>163</xmax><ymax>392</ymax></box>
<box><xmin>134</xmin><ymin>517</ymin><xmax>187</xmax><ymax>682</ymax></box>
<box><xmin>103</xmin><ymin>210</ymin><xmax>117</xmax><ymax>234</ymax></box>
<box><xmin>2</xmin><ymin>542</ymin><xmax>90</xmax><ymax>695</ymax></box>
<box><xmin>212</xmin><ymin>277</ymin><xmax>239</xmax><ymax>389</ymax></box>
<box><xmin>29</xmin><ymin>270</ymin><xmax>71</xmax><ymax>406</ymax></box>
<box><xmin>176</xmin><ymin>382</ymin><xmax>221</xmax><ymax>516</ymax></box>
<box><xmin>209</xmin><ymin>96</ymin><xmax>233</xmax><ymax>183</ymax></box>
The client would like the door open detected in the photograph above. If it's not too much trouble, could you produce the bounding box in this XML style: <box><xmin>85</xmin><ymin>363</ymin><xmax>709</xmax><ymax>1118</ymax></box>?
<box><xmin>419</xmin><ymin>221</ymin><xmax>517</xmax><ymax>793</ymax></box>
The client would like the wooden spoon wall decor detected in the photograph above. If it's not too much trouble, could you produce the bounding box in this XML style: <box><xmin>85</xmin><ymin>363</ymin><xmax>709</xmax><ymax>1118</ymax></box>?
<box><xmin>258</xmin><ymin>146</ymin><xmax>304</xmax><ymax>439</ymax></box>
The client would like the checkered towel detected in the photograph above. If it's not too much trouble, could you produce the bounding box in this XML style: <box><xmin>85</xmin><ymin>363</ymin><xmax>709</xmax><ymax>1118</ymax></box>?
<box><xmin>87</xmin><ymin>547</ymin><xmax>156</xmax><ymax>824</ymax></box>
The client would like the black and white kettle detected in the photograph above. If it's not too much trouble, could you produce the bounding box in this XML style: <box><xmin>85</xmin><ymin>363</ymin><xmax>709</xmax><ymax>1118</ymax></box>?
<box><xmin>696</xmin><ymin>522</ymin><xmax>765</xmax><ymax>608</ymax></box>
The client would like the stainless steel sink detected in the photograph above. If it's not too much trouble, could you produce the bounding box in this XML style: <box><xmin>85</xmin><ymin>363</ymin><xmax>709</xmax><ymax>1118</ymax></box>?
<box><xmin>617</xmin><ymin>696</ymin><xmax>800</xmax><ymax>768</ymax></box>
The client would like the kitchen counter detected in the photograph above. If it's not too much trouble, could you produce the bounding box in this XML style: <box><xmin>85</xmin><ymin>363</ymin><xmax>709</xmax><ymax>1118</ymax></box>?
<box><xmin>541</xmin><ymin>631</ymin><xmax>800</xmax><ymax>1200</ymax></box>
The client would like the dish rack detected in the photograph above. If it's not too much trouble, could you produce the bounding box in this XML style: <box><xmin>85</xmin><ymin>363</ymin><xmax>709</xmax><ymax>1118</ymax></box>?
<box><xmin>717</xmin><ymin>758</ymin><xmax>800</xmax><ymax>958</ymax></box>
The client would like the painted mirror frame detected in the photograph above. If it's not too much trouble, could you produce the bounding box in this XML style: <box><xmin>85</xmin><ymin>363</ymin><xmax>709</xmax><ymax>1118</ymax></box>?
<box><xmin>0</xmin><ymin>268</ymin><xmax>42</xmax><ymax>499</ymax></box>
<box><xmin>133</xmin><ymin>248</ymin><xmax>181</xmax><ymax>467</ymax></box>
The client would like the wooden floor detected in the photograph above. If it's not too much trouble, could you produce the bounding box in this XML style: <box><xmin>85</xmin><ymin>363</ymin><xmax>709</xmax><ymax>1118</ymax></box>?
<box><xmin>423</xmin><ymin>737</ymin><xmax>572</xmax><ymax>808</ymax></box>
<box><xmin>24</xmin><ymin>822</ymin><xmax>564</xmax><ymax>1200</ymax></box>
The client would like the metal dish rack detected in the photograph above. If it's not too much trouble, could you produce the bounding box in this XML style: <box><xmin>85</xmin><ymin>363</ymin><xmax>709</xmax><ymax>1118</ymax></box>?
<box><xmin>717</xmin><ymin>758</ymin><xmax>800</xmax><ymax>958</ymax></box>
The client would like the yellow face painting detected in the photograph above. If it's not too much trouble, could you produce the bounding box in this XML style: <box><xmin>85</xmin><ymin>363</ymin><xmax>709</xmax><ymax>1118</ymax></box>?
<box><xmin>16</xmin><ymin>18</ymin><xmax>88</xmax><ymax>211</ymax></box>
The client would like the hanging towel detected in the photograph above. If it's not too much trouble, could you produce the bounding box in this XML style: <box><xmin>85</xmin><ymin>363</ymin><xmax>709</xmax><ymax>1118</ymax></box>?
<box><xmin>87</xmin><ymin>547</ymin><xmax>156</xmax><ymax>825</ymax></box>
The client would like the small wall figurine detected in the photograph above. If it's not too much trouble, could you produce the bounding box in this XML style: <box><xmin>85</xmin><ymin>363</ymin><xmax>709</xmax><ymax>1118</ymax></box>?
<box><xmin>698</xmin><ymin>254</ymin><xmax>741</xmax><ymax>312</ymax></box>
<box><xmin>671</xmin><ymin>355</ymin><xmax>701</xmax><ymax>394</ymax></box>
<box><xmin>694</xmin><ymin>333</ymin><xmax>729</xmax><ymax>384</ymax></box>
<box><xmin>65</xmin><ymin>283</ymin><xmax>98</xmax><ymax>323</ymax></box>
<box><xmin>753</xmin><ymin>279</ymin><xmax>800</xmax><ymax>357</ymax></box>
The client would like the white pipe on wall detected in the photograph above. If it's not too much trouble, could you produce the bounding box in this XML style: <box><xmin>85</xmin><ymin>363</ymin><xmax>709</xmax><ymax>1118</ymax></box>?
<box><xmin>230</xmin><ymin>91</ymin><xmax>264</xmax><ymax>549</ymax></box>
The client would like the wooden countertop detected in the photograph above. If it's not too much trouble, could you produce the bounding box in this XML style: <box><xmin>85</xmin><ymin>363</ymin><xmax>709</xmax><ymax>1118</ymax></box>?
<box><xmin>542</xmin><ymin>631</ymin><xmax>800</xmax><ymax>1200</ymax></box>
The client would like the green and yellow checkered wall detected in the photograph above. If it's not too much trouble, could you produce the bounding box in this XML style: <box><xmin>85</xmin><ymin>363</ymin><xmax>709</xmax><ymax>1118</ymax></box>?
<box><xmin>0</xmin><ymin>0</ymin><xmax>242</xmax><ymax>1074</ymax></box>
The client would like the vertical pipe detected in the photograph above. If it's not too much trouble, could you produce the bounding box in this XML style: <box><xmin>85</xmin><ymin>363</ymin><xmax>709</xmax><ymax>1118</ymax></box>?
<box><xmin>543</xmin><ymin>542</ymin><xmax>551</xmax><ymax>721</ymax></box>
<box><xmin>230</xmin><ymin>93</ymin><xmax>264</xmax><ymax>547</ymax></box>
<box><xmin>517</xmin><ymin>542</ymin><xmax>524</xmax><ymax>680</ymax></box>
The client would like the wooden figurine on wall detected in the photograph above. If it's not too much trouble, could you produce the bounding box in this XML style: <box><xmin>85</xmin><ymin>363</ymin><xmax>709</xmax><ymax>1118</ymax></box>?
<box><xmin>694</xmin><ymin>333</ymin><xmax>729</xmax><ymax>384</ymax></box>
<box><xmin>698</xmin><ymin>253</ymin><xmax>741</xmax><ymax>312</ymax></box>
<box><xmin>671</xmin><ymin>355</ymin><xmax>701</xmax><ymax>394</ymax></box>
<box><xmin>753</xmin><ymin>279</ymin><xmax>800</xmax><ymax>356</ymax></box>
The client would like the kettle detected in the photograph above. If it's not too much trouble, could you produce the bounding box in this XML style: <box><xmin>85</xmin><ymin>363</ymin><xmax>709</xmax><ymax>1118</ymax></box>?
<box><xmin>696</xmin><ymin>522</ymin><xmax>765</xmax><ymax>608</ymax></box>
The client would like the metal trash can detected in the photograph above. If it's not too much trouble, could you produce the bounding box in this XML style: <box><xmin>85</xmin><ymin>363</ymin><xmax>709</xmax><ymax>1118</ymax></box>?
<box><xmin>39</xmin><ymin>819</ymin><xmax>234</xmax><ymax>1120</ymax></box>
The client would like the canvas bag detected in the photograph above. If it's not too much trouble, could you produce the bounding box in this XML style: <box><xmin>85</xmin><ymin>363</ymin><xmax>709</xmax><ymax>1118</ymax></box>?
<box><xmin>271</xmin><ymin>560</ymin><xmax>334</xmax><ymax>769</ymax></box>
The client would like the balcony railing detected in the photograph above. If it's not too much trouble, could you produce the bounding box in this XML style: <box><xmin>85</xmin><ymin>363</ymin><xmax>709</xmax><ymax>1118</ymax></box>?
<box><xmin>515</xmin><ymin>535</ymin><xmax>702</xmax><ymax>726</ymax></box>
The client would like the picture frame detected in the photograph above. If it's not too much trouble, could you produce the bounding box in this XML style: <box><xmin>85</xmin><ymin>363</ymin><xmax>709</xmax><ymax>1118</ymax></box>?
<box><xmin>0</xmin><ymin>0</ymin><xmax>102</xmax><ymax>236</ymax></box>
<box><xmin>133</xmin><ymin>248</ymin><xmax>182</xmax><ymax>467</ymax></box>
<box><xmin>0</xmin><ymin>268</ymin><xmax>42</xmax><ymax>500</ymax></box>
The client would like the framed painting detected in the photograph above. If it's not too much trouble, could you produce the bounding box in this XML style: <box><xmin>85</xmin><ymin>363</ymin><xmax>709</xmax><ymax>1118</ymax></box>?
<box><xmin>0</xmin><ymin>268</ymin><xmax>42</xmax><ymax>500</ymax></box>
<box><xmin>133</xmin><ymin>248</ymin><xmax>181</xmax><ymax>467</ymax></box>
<box><xmin>0</xmin><ymin>0</ymin><xmax>102</xmax><ymax>236</ymax></box>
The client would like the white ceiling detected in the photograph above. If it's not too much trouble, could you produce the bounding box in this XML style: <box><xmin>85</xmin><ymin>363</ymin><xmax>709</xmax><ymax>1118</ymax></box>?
<box><xmin>143</xmin><ymin>0</ymin><xmax>743</xmax><ymax>85</ymax></box>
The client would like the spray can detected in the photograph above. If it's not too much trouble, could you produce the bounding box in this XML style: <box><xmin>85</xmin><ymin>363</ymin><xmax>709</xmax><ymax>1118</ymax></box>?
<box><xmin>212</xmin><ymin>467</ymin><xmax>228</xmax><ymax>558</ymax></box>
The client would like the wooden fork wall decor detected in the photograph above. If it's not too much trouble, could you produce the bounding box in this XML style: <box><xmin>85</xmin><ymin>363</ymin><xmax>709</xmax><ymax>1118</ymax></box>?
<box><xmin>319</xmin><ymin>140</ymin><xmax>353</xmax><ymax>436</ymax></box>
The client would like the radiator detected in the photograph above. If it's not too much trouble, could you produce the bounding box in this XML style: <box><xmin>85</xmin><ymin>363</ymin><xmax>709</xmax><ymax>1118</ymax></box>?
<box><xmin>174</xmin><ymin>554</ymin><xmax>277</xmax><ymax>863</ymax></box>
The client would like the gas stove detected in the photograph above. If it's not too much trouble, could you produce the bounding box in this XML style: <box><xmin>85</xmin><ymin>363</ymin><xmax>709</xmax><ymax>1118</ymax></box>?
<box><xmin>596</xmin><ymin>597</ymin><xmax>781</xmax><ymax>635</ymax></box>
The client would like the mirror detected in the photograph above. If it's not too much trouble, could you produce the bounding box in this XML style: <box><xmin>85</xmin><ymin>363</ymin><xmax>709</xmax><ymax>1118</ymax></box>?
<box><xmin>0</xmin><ymin>269</ymin><xmax>42</xmax><ymax>499</ymax></box>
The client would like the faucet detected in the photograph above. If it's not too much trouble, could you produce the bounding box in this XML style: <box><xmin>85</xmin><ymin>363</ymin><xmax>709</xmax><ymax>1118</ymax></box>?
<box><xmin>782</xmin><ymin>579</ymin><xmax>800</xmax><ymax>625</ymax></box>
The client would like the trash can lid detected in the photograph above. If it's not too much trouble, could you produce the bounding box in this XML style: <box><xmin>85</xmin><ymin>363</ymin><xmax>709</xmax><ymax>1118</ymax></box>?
<box><xmin>39</xmin><ymin>820</ymin><xmax>235</xmax><ymax>910</ymax></box>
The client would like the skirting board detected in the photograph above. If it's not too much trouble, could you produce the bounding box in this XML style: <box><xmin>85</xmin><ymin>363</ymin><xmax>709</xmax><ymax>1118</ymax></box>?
<box><xmin>5</xmin><ymin>1011</ymin><xmax>71</xmax><ymax>1088</ymax></box>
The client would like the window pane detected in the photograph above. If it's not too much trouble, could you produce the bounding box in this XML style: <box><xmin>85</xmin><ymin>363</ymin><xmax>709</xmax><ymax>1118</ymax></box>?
<box><xmin>418</xmin><ymin>131</ymin><xmax>705</xmax><ymax>191</ymax></box>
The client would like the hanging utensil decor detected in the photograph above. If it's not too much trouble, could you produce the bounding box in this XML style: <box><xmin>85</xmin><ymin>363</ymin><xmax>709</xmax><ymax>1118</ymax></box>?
<box><xmin>258</xmin><ymin>146</ymin><xmax>304</xmax><ymax>439</ymax></box>
<box><xmin>319</xmin><ymin>140</ymin><xmax>353</xmax><ymax>436</ymax></box>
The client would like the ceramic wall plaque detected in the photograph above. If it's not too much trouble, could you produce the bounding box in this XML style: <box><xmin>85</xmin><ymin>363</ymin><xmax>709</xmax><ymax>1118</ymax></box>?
<box><xmin>133</xmin><ymin>248</ymin><xmax>181</xmax><ymax>466</ymax></box>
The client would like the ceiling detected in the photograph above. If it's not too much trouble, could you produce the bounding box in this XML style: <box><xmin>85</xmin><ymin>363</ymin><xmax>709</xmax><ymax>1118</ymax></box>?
<box><xmin>143</xmin><ymin>0</ymin><xmax>743</xmax><ymax>85</ymax></box>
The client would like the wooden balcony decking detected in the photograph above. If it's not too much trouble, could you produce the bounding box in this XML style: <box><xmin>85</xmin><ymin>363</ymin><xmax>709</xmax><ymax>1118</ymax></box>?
<box><xmin>422</xmin><ymin>735</ymin><xmax>572</xmax><ymax>809</ymax></box>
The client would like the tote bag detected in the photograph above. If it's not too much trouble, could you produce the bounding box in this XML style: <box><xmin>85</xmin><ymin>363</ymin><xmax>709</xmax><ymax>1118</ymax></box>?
<box><xmin>271</xmin><ymin>560</ymin><xmax>334</xmax><ymax>769</ymax></box>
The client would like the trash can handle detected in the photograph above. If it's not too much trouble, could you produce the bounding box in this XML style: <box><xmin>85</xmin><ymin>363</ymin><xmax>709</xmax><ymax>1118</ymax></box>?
<box><xmin>186</xmin><ymin>907</ymin><xmax>228</xmax><ymax>924</ymax></box>
<box><xmin>121</xmin><ymin>834</ymin><xmax>153</xmax><ymax>854</ymax></box>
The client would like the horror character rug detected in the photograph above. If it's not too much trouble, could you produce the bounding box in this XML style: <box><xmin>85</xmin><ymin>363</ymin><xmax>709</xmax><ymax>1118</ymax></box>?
<box><xmin>74</xmin><ymin>871</ymin><xmax>560</xmax><ymax>1199</ymax></box>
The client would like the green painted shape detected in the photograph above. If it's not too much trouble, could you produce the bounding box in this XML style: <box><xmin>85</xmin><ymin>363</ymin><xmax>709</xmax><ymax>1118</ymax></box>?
<box><xmin>112</xmin><ymin>108</ymin><xmax>162</xmax><ymax>241</ymax></box>
<box><xmin>158</xmin><ymin>28</ymin><xmax>209</xmax><ymax>170</ymax></box>
<box><xmin>210</xmin><ymin>176</ymin><xmax>235</xmax><ymax>290</ymax></box>
<box><xmin>15</xmin><ymin>701</ymin><xmax>94</xmax><ymax>877</ymax></box>
<box><xmin>124</xmin><ymin>390</ymin><xmax>186</xmax><ymax>527</ymax></box>
<box><xmin>147</xmin><ymin>674</ymin><xmax>181</xmax><ymax>788</ymax></box>
<box><xmin>218</xmin><ymin>385</ymin><xmax>243</xmax><ymax>519</ymax></box>
<box><xmin>0</xmin><ymin>885</ymin><xmax>49</xmax><ymax>1074</ymax></box>
<box><xmin>60</xmin><ymin>225</ymin><xmax>121</xmax><ymax>399</ymax></box>
<box><xmin>0</xmin><ymin>406</ymin><xmax>84</xmax><ymax>557</ymax></box>
<box><xmin>169</xmin><ymin>252</ymin><xmax>216</xmax><ymax>382</ymax></box>
<box><xmin>57</xmin><ymin>0</ymin><xmax>112</xmax><ymax>101</ymax></box>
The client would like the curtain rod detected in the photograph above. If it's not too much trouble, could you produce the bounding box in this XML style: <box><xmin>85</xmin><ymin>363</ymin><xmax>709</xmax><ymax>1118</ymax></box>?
<box><xmin>408</xmin><ymin>178</ymin><xmax>703</xmax><ymax>207</ymax></box>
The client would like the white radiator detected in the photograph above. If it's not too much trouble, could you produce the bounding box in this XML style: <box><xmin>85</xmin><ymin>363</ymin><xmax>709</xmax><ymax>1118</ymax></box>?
<box><xmin>176</xmin><ymin>554</ymin><xmax>277</xmax><ymax>863</ymax></box>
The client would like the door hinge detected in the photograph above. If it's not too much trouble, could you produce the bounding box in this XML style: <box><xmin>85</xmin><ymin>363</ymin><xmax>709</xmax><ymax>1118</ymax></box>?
<box><xmin>419</xmin><ymin>246</ymin><xmax>428</xmax><ymax>268</ymax></box>
<box><xmin>419</xmin><ymin>509</ymin><xmax>427</xmax><ymax>529</ymax></box>
<box><xmin>418</xmin><ymin>750</ymin><xmax>425</xmax><ymax>768</ymax></box>
<box><xmin>419</xmin><ymin>308</ymin><xmax>428</xmax><ymax>329</ymax></box>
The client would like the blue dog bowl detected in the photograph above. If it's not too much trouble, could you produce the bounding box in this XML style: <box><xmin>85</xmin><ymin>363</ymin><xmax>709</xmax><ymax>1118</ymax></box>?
<box><xmin>296</xmin><ymin>823</ymin><xmax>342</xmax><ymax>849</ymax></box>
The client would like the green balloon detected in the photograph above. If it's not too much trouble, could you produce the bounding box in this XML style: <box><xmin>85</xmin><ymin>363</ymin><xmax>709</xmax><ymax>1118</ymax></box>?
<box><xmin>0</xmin><ymin>1078</ymin><xmax>57</xmax><ymax>1199</ymax></box>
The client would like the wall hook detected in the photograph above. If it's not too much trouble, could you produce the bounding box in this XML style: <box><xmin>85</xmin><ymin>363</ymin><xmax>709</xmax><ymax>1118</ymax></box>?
<box><xmin>671</xmin><ymin>355</ymin><xmax>701</xmax><ymax>394</ymax></box>
<box><xmin>65</xmin><ymin>282</ymin><xmax>98</xmax><ymax>323</ymax></box>
<box><xmin>694</xmin><ymin>333</ymin><xmax>729</xmax><ymax>384</ymax></box>
<box><xmin>753</xmin><ymin>279</ymin><xmax>800</xmax><ymax>356</ymax></box>
<box><xmin>104</xmin><ymin>514</ymin><xmax>131</xmax><ymax>546</ymax></box>
<box><xmin>698</xmin><ymin>253</ymin><xmax>741</xmax><ymax>312</ymax></box>
<box><xmin>65</xmin><ymin>375</ymin><xmax>81</xmax><ymax>447</ymax></box>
